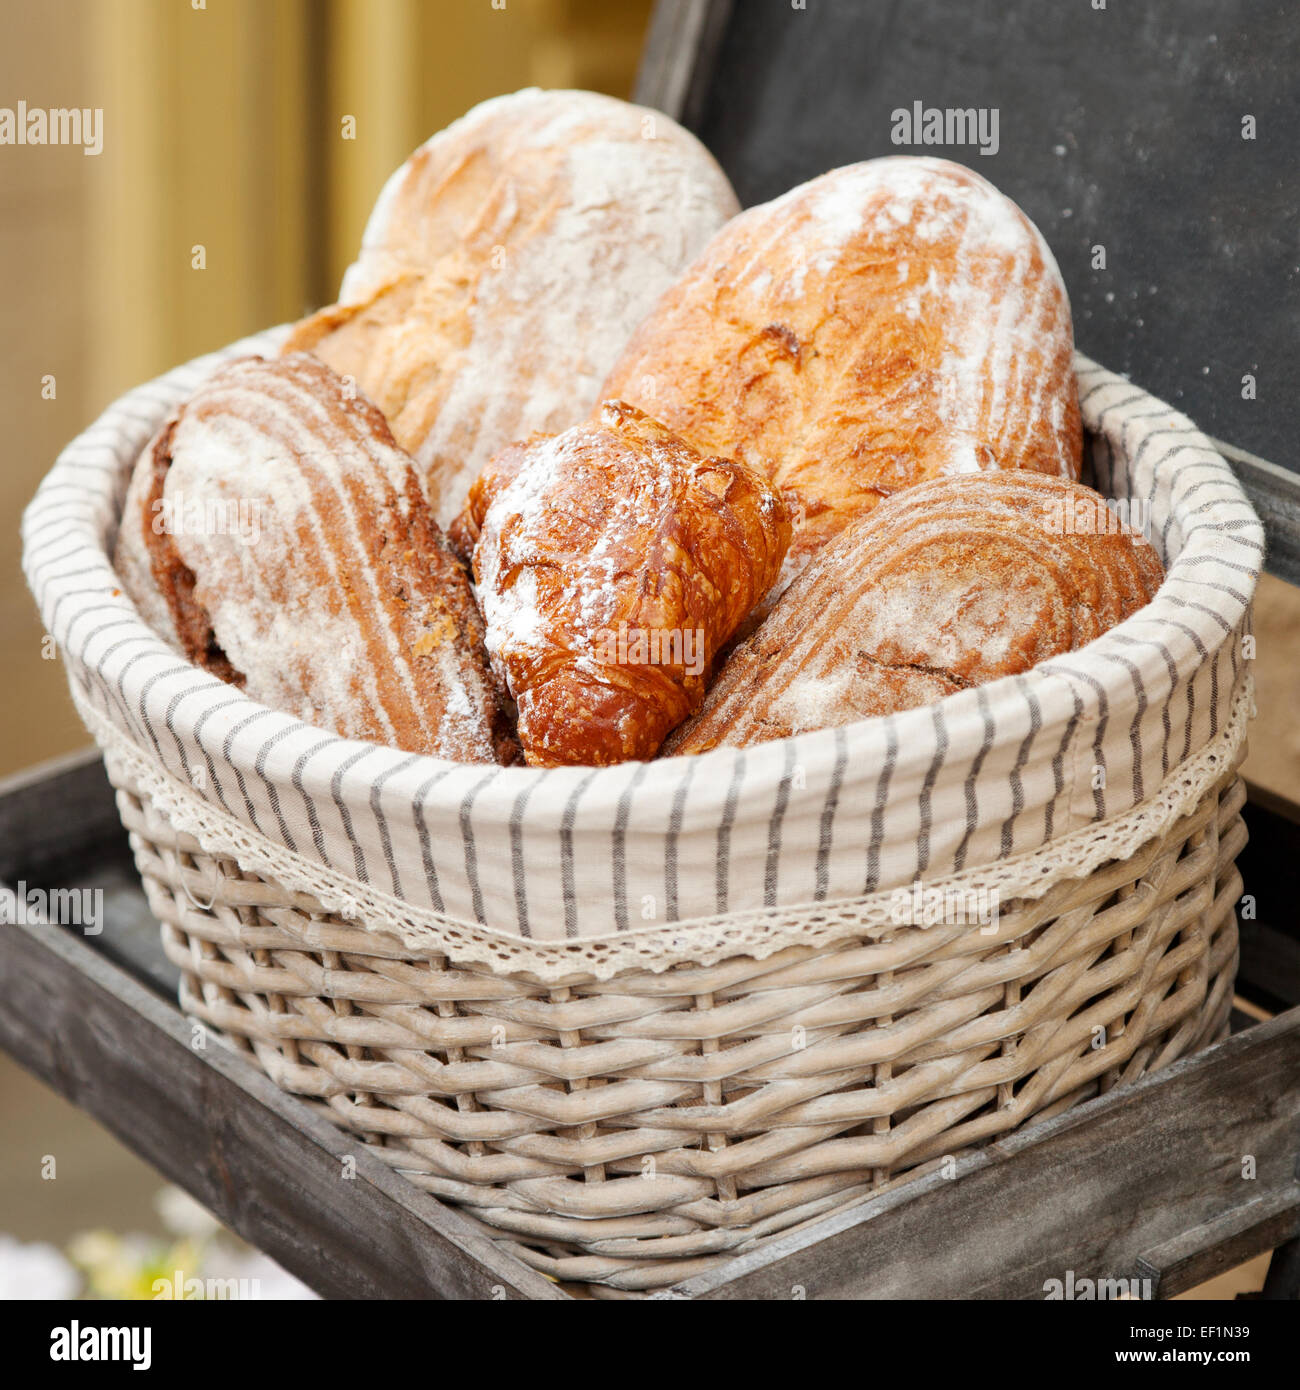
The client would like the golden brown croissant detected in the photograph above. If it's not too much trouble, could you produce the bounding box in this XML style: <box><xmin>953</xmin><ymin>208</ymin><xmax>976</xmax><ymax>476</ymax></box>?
<box><xmin>601</xmin><ymin>156</ymin><xmax>1082</xmax><ymax>590</ymax></box>
<box><xmin>663</xmin><ymin>471</ymin><xmax>1163</xmax><ymax>754</ymax></box>
<box><xmin>114</xmin><ymin>354</ymin><xmax>517</xmax><ymax>764</ymax></box>
<box><xmin>457</xmin><ymin>401</ymin><xmax>791</xmax><ymax>767</ymax></box>
<box><xmin>282</xmin><ymin>89</ymin><xmax>739</xmax><ymax>526</ymax></box>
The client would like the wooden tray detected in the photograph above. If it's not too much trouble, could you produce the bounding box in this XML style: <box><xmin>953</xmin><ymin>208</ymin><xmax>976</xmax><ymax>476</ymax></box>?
<box><xmin>1</xmin><ymin>748</ymin><xmax>1297</xmax><ymax>1299</ymax></box>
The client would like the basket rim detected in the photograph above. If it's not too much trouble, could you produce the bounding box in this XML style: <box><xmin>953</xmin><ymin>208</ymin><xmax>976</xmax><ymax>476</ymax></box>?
<box><xmin>87</xmin><ymin>672</ymin><xmax>1251</xmax><ymax>982</ymax></box>
<box><xmin>22</xmin><ymin>326</ymin><xmax>1262</xmax><ymax>799</ymax></box>
<box><xmin>22</xmin><ymin>327</ymin><xmax>1262</xmax><ymax>948</ymax></box>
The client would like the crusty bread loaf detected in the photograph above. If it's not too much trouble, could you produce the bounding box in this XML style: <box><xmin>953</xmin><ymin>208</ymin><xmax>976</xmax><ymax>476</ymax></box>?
<box><xmin>458</xmin><ymin>401</ymin><xmax>790</xmax><ymax>767</ymax></box>
<box><xmin>114</xmin><ymin>354</ymin><xmax>517</xmax><ymax>764</ymax></box>
<box><xmin>282</xmin><ymin>88</ymin><xmax>739</xmax><ymax>526</ymax></box>
<box><xmin>601</xmin><ymin>156</ymin><xmax>1082</xmax><ymax>588</ymax></box>
<box><xmin>663</xmin><ymin>471</ymin><xmax>1163</xmax><ymax>755</ymax></box>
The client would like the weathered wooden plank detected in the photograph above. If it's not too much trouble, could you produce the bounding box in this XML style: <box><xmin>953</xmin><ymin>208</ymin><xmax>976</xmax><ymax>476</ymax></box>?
<box><xmin>1135</xmin><ymin>1182</ymin><xmax>1300</xmax><ymax>1298</ymax></box>
<box><xmin>634</xmin><ymin>0</ymin><xmax>733</xmax><ymax>127</ymax></box>
<box><xmin>73</xmin><ymin>855</ymin><xmax>182</xmax><ymax>999</ymax></box>
<box><xmin>676</xmin><ymin>1009</ymin><xmax>1300</xmax><ymax>1299</ymax></box>
<box><xmin>0</xmin><ymin>748</ymin><xmax>181</xmax><ymax>996</ymax></box>
<box><xmin>0</xmin><ymin>746</ymin><xmax>121</xmax><ymax>883</ymax></box>
<box><xmin>1238</xmin><ymin>782</ymin><xmax>1300</xmax><ymax>1013</ymax></box>
<box><xmin>0</xmin><ymin>917</ymin><xmax>565</xmax><ymax>1301</ymax></box>
<box><xmin>1244</xmin><ymin>779</ymin><xmax>1300</xmax><ymax>827</ymax></box>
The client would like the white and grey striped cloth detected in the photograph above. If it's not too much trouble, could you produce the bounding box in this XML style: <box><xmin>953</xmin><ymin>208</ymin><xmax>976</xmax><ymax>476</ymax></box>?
<box><xmin>23</xmin><ymin>328</ymin><xmax>1262</xmax><ymax>946</ymax></box>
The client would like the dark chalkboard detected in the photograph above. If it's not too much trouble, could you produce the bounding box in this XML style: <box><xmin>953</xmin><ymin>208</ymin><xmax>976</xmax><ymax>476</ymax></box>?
<box><xmin>642</xmin><ymin>0</ymin><xmax>1299</xmax><ymax>475</ymax></box>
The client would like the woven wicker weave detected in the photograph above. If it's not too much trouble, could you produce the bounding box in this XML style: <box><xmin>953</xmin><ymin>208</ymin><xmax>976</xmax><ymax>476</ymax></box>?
<box><xmin>107</xmin><ymin>749</ymin><xmax>1245</xmax><ymax>1294</ymax></box>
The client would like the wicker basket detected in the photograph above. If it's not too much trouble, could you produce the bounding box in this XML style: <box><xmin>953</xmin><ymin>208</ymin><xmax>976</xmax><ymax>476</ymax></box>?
<box><xmin>108</xmin><ymin>747</ymin><xmax>1245</xmax><ymax>1294</ymax></box>
<box><xmin>25</xmin><ymin>325</ymin><xmax>1263</xmax><ymax>1295</ymax></box>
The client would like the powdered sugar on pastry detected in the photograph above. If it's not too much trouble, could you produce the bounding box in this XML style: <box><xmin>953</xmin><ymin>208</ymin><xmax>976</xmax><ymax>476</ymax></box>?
<box><xmin>460</xmin><ymin>401</ymin><xmax>790</xmax><ymax>767</ymax></box>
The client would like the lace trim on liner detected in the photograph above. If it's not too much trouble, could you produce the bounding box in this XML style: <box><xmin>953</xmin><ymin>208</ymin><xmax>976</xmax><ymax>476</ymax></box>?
<box><xmin>75</xmin><ymin>678</ymin><xmax>1252</xmax><ymax>984</ymax></box>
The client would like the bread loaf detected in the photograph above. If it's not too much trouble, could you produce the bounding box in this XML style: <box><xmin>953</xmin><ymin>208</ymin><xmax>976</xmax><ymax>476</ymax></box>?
<box><xmin>282</xmin><ymin>88</ymin><xmax>740</xmax><ymax>526</ymax></box>
<box><xmin>663</xmin><ymin>471</ymin><xmax>1163</xmax><ymax>754</ymax></box>
<box><xmin>114</xmin><ymin>354</ymin><xmax>517</xmax><ymax>764</ymax></box>
<box><xmin>601</xmin><ymin>156</ymin><xmax>1082</xmax><ymax>587</ymax></box>
<box><xmin>458</xmin><ymin>401</ymin><xmax>790</xmax><ymax>767</ymax></box>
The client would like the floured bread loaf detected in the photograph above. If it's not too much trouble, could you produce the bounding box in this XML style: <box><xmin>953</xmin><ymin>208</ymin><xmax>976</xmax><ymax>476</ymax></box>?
<box><xmin>114</xmin><ymin>354</ymin><xmax>517</xmax><ymax>764</ymax></box>
<box><xmin>602</xmin><ymin>156</ymin><xmax>1082</xmax><ymax>587</ymax></box>
<box><xmin>455</xmin><ymin>401</ymin><xmax>790</xmax><ymax>767</ymax></box>
<box><xmin>282</xmin><ymin>88</ymin><xmax>740</xmax><ymax>526</ymax></box>
<box><xmin>663</xmin><ymin>472</ymin><xmax>1162</xmax><ymax>754</ymax></box>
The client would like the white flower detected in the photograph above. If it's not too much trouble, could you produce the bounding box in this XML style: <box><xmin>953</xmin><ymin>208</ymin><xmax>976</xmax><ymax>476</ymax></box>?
<box><xmin>0</xmin><ymin>1235</ymin><xmax>80</xmax><ymax>1300</ymax></box>
<box><xmin>154</xmin><ymin>1186</ymin><xmax>220</xmax><ymax>1240</ymax></box>
<box><xmin>200</xmin><ymin>1243</ymin><xmax>318</xmax><ymax>1300</ymax></box>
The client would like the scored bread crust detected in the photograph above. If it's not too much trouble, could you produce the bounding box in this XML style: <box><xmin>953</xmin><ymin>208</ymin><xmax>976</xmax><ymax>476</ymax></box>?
<box><xmin>282</xmin><ymin>88</ymin><xmax>740</xmax><ymax>526</ymax></box>
<box><xmin>601</xmin><ymin>156</ymin><xmax>1083</xmax><ymax>589</ymax></box>
<box><xmin>662</xmin><ymin>471</ymin><xmax>1164</xmax><ymax>755</ymax></box>
<box><xmin>113</xmin><ymin>354</ymin><xmax>517</xmax><ymax>764</ymax></box>
<box><xmin>460</xmin><ymin>401</ymin><xmax>791</xmax><ymax>768</ymax></box>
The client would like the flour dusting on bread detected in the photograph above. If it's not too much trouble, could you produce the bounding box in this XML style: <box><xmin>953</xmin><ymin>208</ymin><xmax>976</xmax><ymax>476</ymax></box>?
<box><xmin>115</xmin><ymin>354</ymin><xmax>515</xmax><ymax>763</ymax></box>
<box><xmin>285</xmin><ymin>89</ymin><xmax>740</xmax><ymax>527</ymax></box>
<box><xmin>602</xmin><ymin>156</ymin><xmax>1082</xmax><ymax>587</ymax></box>
<box><xmin>665</xmin><ymin>471</ymin><xmax>1163</xmax><ymax>755</ymax></box>
<box><xmin>118</xmin><ymin>119</ymin><xmax>1115</xmax><ymax>770</ymax></box>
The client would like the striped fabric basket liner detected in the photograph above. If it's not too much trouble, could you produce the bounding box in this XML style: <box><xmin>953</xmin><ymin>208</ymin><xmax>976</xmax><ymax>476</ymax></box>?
<box><xmin>24</xmin><ymin>327</ymin><xmax>1262</xmax><ymax>1294</ymax></box>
